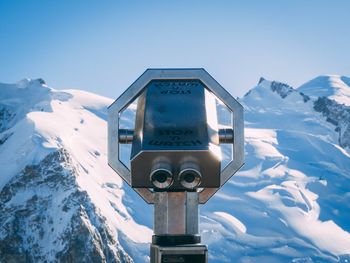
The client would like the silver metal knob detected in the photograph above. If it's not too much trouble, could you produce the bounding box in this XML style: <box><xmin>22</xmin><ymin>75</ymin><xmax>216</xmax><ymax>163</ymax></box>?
<box><xmin>218</xmin><ymin>128</ymin><xmax>234</xmax><ymax>144</ymax></box>
<box><xmin>118</xmin><ymin>129</ymin><xmax>134</xmax><ymax>144</ymax></box>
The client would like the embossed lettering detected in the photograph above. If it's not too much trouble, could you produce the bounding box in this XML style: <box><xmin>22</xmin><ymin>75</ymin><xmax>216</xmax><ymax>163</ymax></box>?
<box><xmin>148</xmin><ymin>140</ymin><xmax>202</xmax><ymax>146</ymax></box>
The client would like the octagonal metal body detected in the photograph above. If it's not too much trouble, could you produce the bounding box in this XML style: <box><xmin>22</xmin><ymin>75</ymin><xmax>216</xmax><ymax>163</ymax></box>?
<box><xmin>108</xmin><ymin>68</ymin><xmax>244</xmax><ymax>203</ymax></box>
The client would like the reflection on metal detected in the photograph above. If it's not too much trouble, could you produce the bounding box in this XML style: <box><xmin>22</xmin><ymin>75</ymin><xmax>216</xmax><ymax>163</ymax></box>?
<box><xmin>154</xmin><ymin>192</ymin><xmax>198</xmax><ymax>235</ymax></box>
<box><xmin>107</xmin><ymin>68</ymin><xmax>244</xmax><ymax>263</ymax></box>
<box><xmin>218</xmin><ymin>128</ymin><xmax>234</xmax><ymax>144</ymax></box>
<box><xmin>118</xmin><ymin>129</ymin><xmax>134</xmax><ymax>144</ymax></box>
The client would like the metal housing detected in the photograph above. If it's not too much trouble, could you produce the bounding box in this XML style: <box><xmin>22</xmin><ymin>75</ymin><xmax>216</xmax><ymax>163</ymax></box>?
<box><xmin>108</xmin><ymin>68</ymin><xmax>244</xmax><ymax>203</ymax></box>
<box><xmin>130</xmin><ymin>79</ymin><xmax>221</xmax><ymax>189</ymax></box>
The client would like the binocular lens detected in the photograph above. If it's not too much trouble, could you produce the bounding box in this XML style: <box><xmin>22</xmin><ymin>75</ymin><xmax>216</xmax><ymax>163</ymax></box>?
<box><xmin>184</xmin><ymin>173</ymin><xmax>195</xmax><ymax>183</ymax></box>
<box><xmin>179</xmin><ymin>168</ymin><xmax>202</xmax><ymax>189</ymax></box>
<box><xmin>150</xmin><ymin>168</ymin><xmax>173</xmax><ymax>189</ymax></box>
<box><xmin>154</xmin><ymin>171</ymin><xmax>168</xmax><ymax>183</ymax></box>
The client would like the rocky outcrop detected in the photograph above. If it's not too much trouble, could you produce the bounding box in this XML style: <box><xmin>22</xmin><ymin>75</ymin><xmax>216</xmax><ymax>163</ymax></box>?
<box><xmin>0</xmin><ymin>149</ymin><xmax>132</xmax><ymax>263</ymax></box>
<box><xmin>0</xmin><ymin>106</ymin><xmax>15</xmax><ymax>133</ymax></box>
<box><xmin>314</xmin><ymin>96</ymin><xmax>350</xmax><ymax>149</ymax></box>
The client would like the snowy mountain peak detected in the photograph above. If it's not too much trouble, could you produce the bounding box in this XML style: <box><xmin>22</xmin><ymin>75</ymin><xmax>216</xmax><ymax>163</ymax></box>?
<box><xmin>242</xmin><ymin>77</ymin><xmax>310</xmax><ymax>114</ymax></box>
<box><xmin>16</xmin><ymin>78</ymin><xmax>47</xmax><ymax>88</ymax></box>
<box><xmin>298</xmin><ymin>75</ymin><xmax>350</xmax><ymax>106</ymax></box>
<box><xmin>247</xmin><ymin>77</ymin><xmax>307</xmax><ymax>100</ymax></box>
<box><xmin>242</xmin><ymin>76</ymin><xmax>350</xmax><ymax>152</ymax></box>
<box><xmin>0</xmin><ymin>79</ymin><xmax>151</xmax><ymax>262</ymax></box>
<box><xmin>0</xmin><ymin>78</ymin><xmax>50</xmax><ymax>101</ymax></box>
<box><xmin>0</xmin><ymin>78</ymin><xmax>68</xmax><ymax>135</ymax></box>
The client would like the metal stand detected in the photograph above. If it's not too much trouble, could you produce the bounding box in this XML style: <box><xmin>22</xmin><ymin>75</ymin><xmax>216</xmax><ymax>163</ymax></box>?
<box><xmin>108</xmin><ymin>69</ymin><xmax>244</xmax><ymax>262</ymax></box>
<box><xmin>150</xmin><ymin>192</ymin><xmax>208</xmax><ymax>263</ymax></box>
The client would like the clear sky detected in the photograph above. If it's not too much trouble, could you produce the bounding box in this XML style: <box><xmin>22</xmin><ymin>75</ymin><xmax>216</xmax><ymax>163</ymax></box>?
<box><xmin>1</xmin><ymin>0</ymin><xmax>349</xmax><ymax>99</ymax></box>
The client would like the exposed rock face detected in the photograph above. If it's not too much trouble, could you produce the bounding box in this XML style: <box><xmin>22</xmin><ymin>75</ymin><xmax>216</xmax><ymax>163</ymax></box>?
<box><xmin>314</xmin><ymin>96</ymin><xmax>350</xmax><ymax>149</ymax></box>
<box><xmin>255</xmin><ymin>77</ymin><xmax>349</xmax><ymax>152</ymax></box>
<box><xmin>270</xmin><ymin>80</ymin><xmax>294</xmax><ymax>99</ymax></box>
<box><xmin>0</xmin><ymin>149</ymin><xmax>132</xmax><ymax>263</ymax></box>
<box><xmin>0</xmin><ymin>106</ymin><xmax>15</xmax><ymax>133</ymax></box>
<box><xmin>270</xmin><ymin>80</ymin><xmax>311</xmax><ymax>102</ymax></box>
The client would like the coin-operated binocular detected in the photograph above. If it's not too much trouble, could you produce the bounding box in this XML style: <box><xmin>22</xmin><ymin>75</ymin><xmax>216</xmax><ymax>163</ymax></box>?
<box><xmin>108</xmin><ymin>69</ymin><xmax>244</xmax><ymax>263</ymax></box>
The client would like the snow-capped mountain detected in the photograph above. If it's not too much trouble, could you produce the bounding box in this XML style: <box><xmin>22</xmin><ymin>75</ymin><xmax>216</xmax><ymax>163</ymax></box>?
<box><xmin>0</xmin><ymin>79</ymin><xmax>151</xmax><ymax>262</ymax></box>
<box><xmin>298</xmin><ymin>75</ymin><xmax>350</xmax><ymax>106</ymax></box>
<box><xmin>298</xmin><ymin>75</ymin><xmax>350</xmax><ymax>149</ymax></box>
<box><xmin>0</xmin><ymin>75</ymin><xmax>349</xmax><ymax>262</ymax></box>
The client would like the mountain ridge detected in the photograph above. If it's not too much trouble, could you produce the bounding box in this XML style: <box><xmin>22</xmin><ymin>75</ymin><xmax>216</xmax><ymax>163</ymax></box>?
<box><xmin>246</xmin><ymin>75</ymin><xmax>350</xmax><ymax>152</ymax></box>
<box><xmin>298</xmin><ymin>75</ymin><xmax>350</xmax><ymax>106</ymax></box>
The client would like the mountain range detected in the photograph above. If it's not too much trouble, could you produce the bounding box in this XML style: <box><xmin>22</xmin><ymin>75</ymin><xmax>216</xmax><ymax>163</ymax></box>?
<box><xmin>0</xmin><ymin>75</ymin><xmax>349</xmax><ymax>262</ymax></box>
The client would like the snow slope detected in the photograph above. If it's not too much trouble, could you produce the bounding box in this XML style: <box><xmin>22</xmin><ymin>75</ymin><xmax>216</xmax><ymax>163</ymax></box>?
<box><xmin>297</xmin><ymin>75</ymin><xmax>350</xmax><ymax>149</ymax></box>
<box><xmin>201</xmin><ymin>78</ymin><xmax>350</xmax><ymax>262</ymax></box>
<box><xmin>298</xmin><ymin>75</ymin><xmax>350</xmax><ymax>106</ymax></box>
<box><xmin>0</xmin><ymin>77</ymin><xmax>350</xmax><ymax>262</ymax></box>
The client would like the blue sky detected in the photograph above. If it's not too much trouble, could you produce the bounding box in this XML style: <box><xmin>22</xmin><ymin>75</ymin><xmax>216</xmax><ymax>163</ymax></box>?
<box><xmin>0</xmin><ymin>0</ymin><xmax>349</xmax><ymax>98</ymax></box>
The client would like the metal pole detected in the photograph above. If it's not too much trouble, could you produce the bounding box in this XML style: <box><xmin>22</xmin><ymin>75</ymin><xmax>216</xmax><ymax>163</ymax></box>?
<box><xmin>151</xmin><ymin>192</ymin><xmax>208</xmax><ymax>263</ymax></box>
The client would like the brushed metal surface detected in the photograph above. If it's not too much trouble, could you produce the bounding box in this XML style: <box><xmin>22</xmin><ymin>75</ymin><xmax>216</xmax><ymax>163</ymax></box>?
<box><xmin>154</xmin><ymin>192</ymin><xmax>199</xmax><ymax>235</ymax></box>
<box><xmin>130</xmin><ymin>79</ymin><xmax>221</xmax><ymax>189</ymax></box>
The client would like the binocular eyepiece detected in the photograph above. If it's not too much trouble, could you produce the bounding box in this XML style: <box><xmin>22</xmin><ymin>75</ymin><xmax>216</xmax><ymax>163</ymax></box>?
<box><xmin>150</xmin><ymin>162</ymin><xmax>173</xmax><ymax>189</ymax></box>
<box><xmin>178</xmin><ymin>162</ymin><xmax>202</xmax><ymax>189</ymax></box>
<box><xmin>150</xmin><ymin>162</ymin><xmax>202</xmax><ymax>190</ymax></box>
